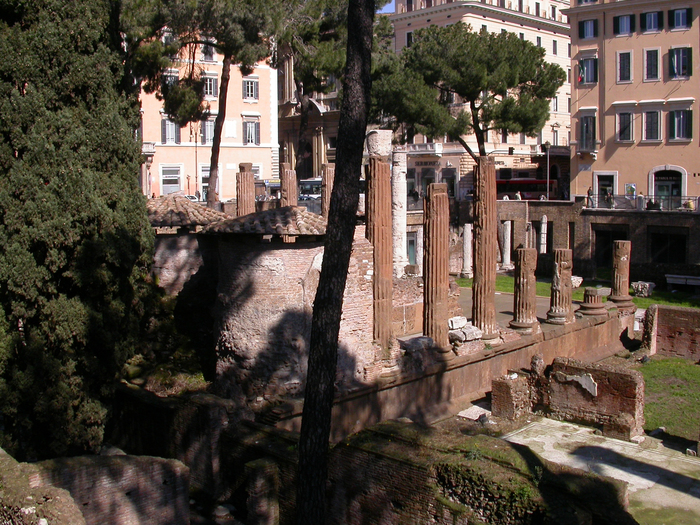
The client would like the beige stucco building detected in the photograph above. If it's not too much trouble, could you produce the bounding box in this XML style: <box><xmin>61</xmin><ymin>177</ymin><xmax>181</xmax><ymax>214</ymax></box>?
<box><xmin>390</xmin><ymin>0</ymin><xmax>572</xmax><ymax>198</ymax></box>
<box><xmin>566</xmin><ymin>0</ymin><xmax>700</xmax><ymax>208</ymax></box>
<box><xmin>140</xmin><ymin>43</ymin><xmax>279</xmax><ymax>201</ymax></box>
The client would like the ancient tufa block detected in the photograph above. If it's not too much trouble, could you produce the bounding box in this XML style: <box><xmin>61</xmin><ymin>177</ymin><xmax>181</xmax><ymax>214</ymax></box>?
<box><xmin>631</xmin><ymin>281</ymin><xmax>655</xmax><ymax>298</ymax></box>
<box><xmin>491</xmin><ymin>373</ymin><xmax>532</xmax><ymax>421</ymax></box>
<box><xmin>609</xmin><ymin>240</ymin><xmax>635</xmax><ymax>315</ymax></box>
<box><xmin>546</xmin><ymin>248</ymin><xmax>575</xmax><ymax>325</ymax></box>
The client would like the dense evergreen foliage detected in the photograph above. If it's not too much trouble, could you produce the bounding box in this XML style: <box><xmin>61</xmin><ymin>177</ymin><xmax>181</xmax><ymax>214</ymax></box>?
<box><xmin>0</xmin><ymin>0</ymin><xmax>155</xmax><ymax>459</ymax></box>
<box><xmin>374</xmin><ymin>23</ymin><xmax>566</xmax><ymax>161</ymax></box>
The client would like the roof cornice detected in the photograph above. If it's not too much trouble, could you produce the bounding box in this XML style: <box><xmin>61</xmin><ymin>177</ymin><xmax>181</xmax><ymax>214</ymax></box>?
<box><xmin>390</xmin><ymin>1</ymin><xmax>570</xmax><ymax>34</ymax></box>
<box><xmin>564</xmin><ymin>0</ymin><xmax>682</xmax><ymax>17</ymax></box>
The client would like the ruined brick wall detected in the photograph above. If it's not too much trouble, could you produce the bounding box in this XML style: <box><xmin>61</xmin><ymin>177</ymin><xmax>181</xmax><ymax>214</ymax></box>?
<box><xmin>548</xmin><ymin>357</ymin><xmax>644</xmax><ymax>440</ymax></box>
<box><xmin>644</xmin><ymin>305</ymin><xmax>700</xmax><ymax>360</ymax></box>
<box><xmin>30</xmin><ymin>455</ymin><xmax>189</xmax><ymax>525</ymax></box>
<box><xmin>213</xmin><ymin>227</ymin><xmax>375</xmax><ymax>403</ymax></box>
<box><xmin>152</xmin><ymin>231</ymin><xmax>203</xmax><ymax>295</ymax></box>
<box><xmin>491</xmin><ymin>374</ymin><xmax>531</xmax><ymax>421</ymax></box>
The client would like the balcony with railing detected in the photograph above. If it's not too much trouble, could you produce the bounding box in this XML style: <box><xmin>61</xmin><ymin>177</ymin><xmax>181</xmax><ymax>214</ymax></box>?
<box><xmin>407</xmin><ymin>142</ymin><xmax>443</xmax><ymax>157</ymax></box>
<box><xmin>586</xmin><ymin>194</ymin><xmax>699</xmax><ymax>212</ymax></box>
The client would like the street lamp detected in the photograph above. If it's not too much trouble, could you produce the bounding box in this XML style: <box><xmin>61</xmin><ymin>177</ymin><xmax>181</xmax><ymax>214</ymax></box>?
<box><xmin>544</xmin><ymin>141</ymin><xmax>551</xmax><ymax>200</ymax></box>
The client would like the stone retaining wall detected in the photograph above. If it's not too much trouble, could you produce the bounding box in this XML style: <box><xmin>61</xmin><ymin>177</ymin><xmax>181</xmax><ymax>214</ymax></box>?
<box><xmin>643</xmin><ymin>305</ymin><xmax>700</xmax><ymax>361</ymax></box>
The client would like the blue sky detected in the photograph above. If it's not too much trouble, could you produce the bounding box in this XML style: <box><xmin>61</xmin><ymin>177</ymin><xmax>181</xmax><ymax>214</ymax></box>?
<box><xmin>379</xmin><ymin>0</ymin><xmax>395</xmax><ymax>14</ymax></box>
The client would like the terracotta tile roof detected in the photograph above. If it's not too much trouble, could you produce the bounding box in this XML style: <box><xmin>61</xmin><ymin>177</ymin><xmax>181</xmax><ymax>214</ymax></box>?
<box><xmin>146</xmin><ymin>193</ymin><xmax>231</xmax><ymax>228</ymax></box>
<box><xmin>204</xmin><ymin>206</ymin><xmax>327</xmax><ymax>236</ymax></box>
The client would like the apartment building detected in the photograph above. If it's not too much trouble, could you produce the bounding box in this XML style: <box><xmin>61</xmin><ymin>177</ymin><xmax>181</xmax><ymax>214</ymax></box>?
<box><xmin>140</xmin><ymin>43</ymin><xmax>279</xmax><ymax>200</ymax></box>
<box><xmin>566</xmin><ymin>0</ymin><xmax>700</xmax><ymax>208</ymax></box>
<box><xmin>390</xmin><ymin>0</ymin><xmax>572</xmax><ymax>198</ymax></box>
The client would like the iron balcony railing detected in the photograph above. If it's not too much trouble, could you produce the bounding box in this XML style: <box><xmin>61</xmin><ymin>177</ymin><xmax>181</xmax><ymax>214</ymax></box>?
<box><xmin>586</xmin><ymin>194</ymin><xmax>699</xmax><ymax>211</ymax></box>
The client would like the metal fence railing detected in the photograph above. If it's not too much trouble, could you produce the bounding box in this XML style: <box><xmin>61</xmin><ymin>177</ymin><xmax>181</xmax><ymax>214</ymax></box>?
<box><xmin>586</xmin><ymin>194</ymin><xmax>699</xmax><ymax>212</ymax></box>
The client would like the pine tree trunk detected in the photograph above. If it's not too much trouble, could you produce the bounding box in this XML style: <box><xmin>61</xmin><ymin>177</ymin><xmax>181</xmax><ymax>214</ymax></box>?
<box><xmin>206</xmin><ymin>52</ymin><xmax>232</xmax><ymax>208</ymax></box>
<box><xmin>295</xmin><ymin>1</ymin><xmax>374</xmax><ymax>523</ymax></box>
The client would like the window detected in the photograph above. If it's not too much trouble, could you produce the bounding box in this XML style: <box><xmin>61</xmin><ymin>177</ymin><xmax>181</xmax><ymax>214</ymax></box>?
<box><xmin>202</xmin><ymin>44</ymin><xmax>215</xmax><ymax>61</ymax></box>
<box><xmin>613</xmin><ymin>15</ymin><xmax>635</xmax><ymax>35</ymax></box>
<box><xmin>669</xmin><ymin>8</ymin><xmax>692</xmax><ymax>30</ymax></box>
<box><xmin>669</xmin><ymin>109</ymin><xmax>692</xmax><ymax>140</ymax></box>
<box><xmin>580</xmin><ymin>115</ymin><xmax>596</xmax><ymax>151</ymax></box>
<box><xmin>161</xmin><ymin>166</ymin><xmax>181</xmax><ymax>195</ymax></box>
<box><xmin>669</xmin><ymin>47</ymin><xmax>692</xmax><ymax>79</ymax></box>
<box><xmin>617</xmin><ymin>112</ymin><xmax>633</xmax><ymax>141</ymax></box>
<box><xmin>650</xmin><ymin>229</ymin><xmax>687</xmax><ymax>264</ymax></box>
<box><xmin>618</xmin><ymin>52</ymin><xmax>632</xmax><ymax>82</ymax></box>
<box><xmin>552</xmin><ymin>129</ymin><xmax>559</xmax><ymax>145</ymax></box>
<box><xmin>568</xmin><ymin>97</ymin><xmax>571</xmax><ymax>113</ymax></box>
<box><xmin>520</xmin><ymin>132</ymin><xmax>526</xmax><ymax>144</ymax></box>
<box><xmin>552</xmin><ymin>96</ymin><xmax>558</xmax><ymax>112</ymax></box>
<box><xmin>578</xmin><ymin>57</ymin><xmax>598</xmax><ymax>84</ymax></box>
<box><xmin>536</xmin><ymin>36</ymin><xmax>542</xmax><ymax>47</ymax></box>
<box><xmin>645</xmin><ymin>49</ymin><xmax>660</xmax><ymax>80</ymax></box>
<box><xmin>161</xmin><ymin>119</ymin><xmax>180</xmax><ymax>144</ymax></box>
<box><xmin>202</xmin><ymin>119</ymin><xmax>215</xmax><ymax>145</ymax></box>
<box><xmin>551</xmin><ymin>6</ymin><xmax>557</xmax><ymax>19</ymax></box>
<box><xmin>243</xmin><ymin>78</ymin><xmax>259</xmax><ymax>100</ymax></box>
<box><xmin>243</xmin><ymin>120</ymin><xmax>261</xmax><ymax>145</ymax></box>
<box><xmin>502</xmin><ymin>129</ymin><xmax>508</xmax><ymax>143</ymax></box>
<box><xmin>579</xmin><ymin>19</ymin><xmax>598</xmax><ymax>39</ymax></box>
<box><xmin>553</xmin><ymin>40</ymin><xmax>557</xmax><ymax>55</ymax></box>
<box><xmin>163</xmin><ymin>69</ymin><xmax>178</xmax><ymax>88</ymax></box>
<box><xmin>643</xmin><ymin>110</ymin><xmax>660</xmax><ymax>141</ymax></box>
<box><xmin>535</xmin><ymin>3</ymin><xmax>540</xmax><ymax>16</ymax></box>
<box><xmin>406</xmin><ymin>31</ymin><xmax>413</xmax><ymax>47</ymax></box>
<box><xmin>519</xmin><ymin>32</ymin><xmax>524</xmax><ymax>40</ymax></box>
<box><xmin>641</xmin><ymin>11</ymin><xmax>663</xmax><ymax>32</ymax></box>
<box><xmin>481</xmin><ymin>24</ymin><xmax>487</xmax><ymax>32</ymax></box>
<box><xmin>203</xmin><ymin>75</ymin><xmax>218</xmax><ymax>97</ymax></box>
<box><xmin>568</xmin><ymin>43</ymin><xmax>571</xmax><ymax>58</ymax></box>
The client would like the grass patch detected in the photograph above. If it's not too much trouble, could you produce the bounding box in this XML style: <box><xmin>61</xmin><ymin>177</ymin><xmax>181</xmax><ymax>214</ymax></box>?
<box><xmin>638</xmin><ymin>357</ymin><xmax>700</xmax><ymax>441</ymax></box>
<box><xmin>456</xmin><ymin>275</ymin><xmax>700</xmax><ymax>309</ymax></box>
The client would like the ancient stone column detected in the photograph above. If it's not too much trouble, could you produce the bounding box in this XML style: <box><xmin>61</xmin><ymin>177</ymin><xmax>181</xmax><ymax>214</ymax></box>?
<box><xmin>578</xmin><ymin>287</ymin><xmax>608</xmax><ymax>316</ymax></box>
<box><xmin>461</xmin><ymin>223</ymin><xmax>474</xmax><ymax>278</ymax></box>
<box><xmin>609</xmin><ymin>240</ymin><xmax>636</xmax><ymax>315</ymax></box>
<box><xmin>501</xmin><ymin>221</ymin><xmax>513</xmax><ymax>269</ymax></box>
<box><xmin>510</xmin><ymin>248</ymin><xmax>541</xmax><ymax>335</ymax></box>
<box><xmin>539</xmin><ymin>215</ymin><xmax>548</xmax><ymax>254</ymax></box>
<box><xmin>472</xmin><ymin>158</ymin><xmax>498</xmax><ymax>341</ymax></box>
<box><xmin>367</xmin><ymin>157</ymin><xmax>393</xmax><ymax>350</ymax></box>
<box><xmin>546</xmin><ymin>248</ymin><xmax>575</xmax><ymax>325</ymax></box>
<box><xmin>280</xmin><ymin>168</ymin><xmax>297</xmax><ymax>207</ymax></box>
<box><xmin>236</xmin><ymin>165</ymin><xmax>255</xmax><ymax>217</ymax></box>
<box><xmin>392</xmin><ymin>149</ymin><xmax>409</xmax><ymax>278</ymax></box>
<box><xmin>424</xmin><ymin>183</ymin><xmax>451</xmax><ymax>357</ymax></box>
<box><xmin>321</xmin><ymin>163</ymin><xmax>335</xmax><ymax>218</ymax></box>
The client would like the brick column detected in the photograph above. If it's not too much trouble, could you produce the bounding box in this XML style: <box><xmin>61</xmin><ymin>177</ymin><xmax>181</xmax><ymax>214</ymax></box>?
<box><xmin>367</xmin><ymin>157</ymin><xmax>393</xmax><ymax>350</ymax></box>
<box><xmin>472</xmin><ymin>158</ymin><xmax>498</xmax><ymax>340</ymax></box>
<box><xmin>321</xmin><ymin>163</ymin><xmax>335</xmax><ymax>218</ymax></box>
<box><xmin>424</xmin><ymin>183</ymin><xmax>451</xmax><ymax>357</ymax></box>
<box><xmin>236</xmin><ymin>164</ymin><xmax>255</xmax><ymax>217</ymax></box>
<box><xmin>461</xmin><ymin>223</ymin><xmax>473</xmax><ymax>278</ymax></box>
<box><xmin>510</xmin><ymin>248</ymin><xmax>541</xmax><ymax>335</ymax></box>
<box><xmin>392</xmin><ymin>149</ymin><xmax>408</xmax><ymax>278</ymax></box>
<box><xmin>280</xmin><ymin>168</ymin><xmax>297</xmax><ymax>207</ymax></box>
<box><xmin>609</xmin><ymin>240</ymin><xmax>635</xmax><ymax>315</ymax></box>
<box><xmin>546</xmin><ymin>248</ymin><xmax>575</xmax><ymax>325</ymax></box>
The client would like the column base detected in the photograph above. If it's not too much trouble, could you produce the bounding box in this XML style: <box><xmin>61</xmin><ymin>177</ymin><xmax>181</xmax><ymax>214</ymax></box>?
<box><xmin>546</xmin><ymin>310</ymin><xmax>575</xmax><ymax>325</ymax></box>
<box><xmin>578</xmin><ymin>303</ymin><xmax>608</xmax><ymax>316</ymax></box>
<box><xmin>509</xmin><ymin>320</ymin><xmax>542</xmax><ymax>335</ymax></box>
<box><xmin>609</xmin><ymin>295</ymin><xmax>636</xmax><ymax>315</ymax></box>
<box><xmin>434</xmin><ymin>347</ymin><xmax>456</xmax><ymax>362</ymax></box>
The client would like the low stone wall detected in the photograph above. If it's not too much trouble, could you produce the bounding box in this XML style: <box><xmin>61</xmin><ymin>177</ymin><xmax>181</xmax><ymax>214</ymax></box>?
<box><xmin>30</xmin><ymin>456</ymin><xmax>189</xmax><ymax>525</ymax></box>
<box><xmin>548</xmin><ymin>358</ymin><xmax>645</xmax><ymax>440</ymax></box>
<box><xmin>643</xmin><ymin>304</ymin><xmax>700</xmax><ymax>360</ymax></box>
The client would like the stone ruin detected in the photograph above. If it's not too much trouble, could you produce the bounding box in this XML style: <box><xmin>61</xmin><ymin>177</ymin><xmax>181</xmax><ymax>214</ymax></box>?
<box><xmin>492</xmin><ymin>354</ymin><xmax>645</xmax><ymax>442</ymax></box>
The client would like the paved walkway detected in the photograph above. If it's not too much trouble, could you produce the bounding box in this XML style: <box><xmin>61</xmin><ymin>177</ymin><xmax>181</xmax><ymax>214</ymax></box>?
<box><xmin>504</xmin><ymin>418</ymin><xmax>700</xmax><ymax>525</ymax></box>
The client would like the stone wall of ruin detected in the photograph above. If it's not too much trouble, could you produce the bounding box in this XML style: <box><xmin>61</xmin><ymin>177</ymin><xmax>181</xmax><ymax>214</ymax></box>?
<box><xmin>152</xmin><ymin>232</ymin><xmax>203</xmax><ymax>295</ymax></box>
<box><xmin>644</xmin><ymin>305</ymin><xmax>700</xmax><ymax>360</ymax></box>
<box><xmin>31</xmin><ymin>456</ymin><xmax>189</xmax><ymax>525</ymax></box>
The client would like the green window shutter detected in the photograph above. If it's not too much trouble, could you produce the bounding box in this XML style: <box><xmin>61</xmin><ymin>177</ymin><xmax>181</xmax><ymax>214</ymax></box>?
<box><xmin>213</xmin><ymin>77</ymin><xmax>218</xmax><ymax>97</ymax></box>
<box><xmin>161</xmin><ymin>119</ymin><xmax>166</xmax><ymax>143</ymax></box>
<box><xmin>593</xmin><ymin>58</ymin><xmax>599</xmax><ymax>82</ymax></box>
<box><xmin>255</xmin><ymin>122</ymin><xmax>261</xmax><ymax>145</ymax></box>
<box><xmin>668</xmin><ymin>9</ymin><xmax>676</xmax><ymax>29</ymax></box>
<box><xmin>669</xmin><ymin>111</ymin><xmax>676</xmax><ymax>139</ymax></box>
<box><xmin>593</xmin><ymin>19</ymin><xmax>599</xmax><ymax>37</ymax></box>
<box><xmin>686</xmin><ymin>110</ymin><xmax>693</xmax><ymax>138</ymax></box>
<box><xmin>175</xmin><ymin>123</ymin><xmax>181</xmax><ymax>144</ymax></box>
<box><xmin>640</xmin><ymin>13</ymin><xmax>647</xmax><ymax>32</ymax></box>
<box><xmin>688</xmin><ymin>49</ymin><xmax>693</xmax><ymax>76</ymax></box>
<box><xmin>658</xmin><ymin>11</ymin><xmax>664</xmax><ymax>29</ymax></box>
<box><xmin>687</xmin><ymin>8</ymin><xmax>693</xmax><ymax>28</ymax></box>
<box><xmin>630</xmin><ymin>14</ymin><xmax>636</xmax><ymax>32</ymax></box>
<box><xmin>254</xmin><ymin>81</ymin><xmax>259</xmax><ymax>99</ymax></box>
<box><xmin>613</xmin><ymin>16</ymin><xmax>620</xmax><ymax>34</ymax></box>
<box><xmin>670</xmin><ymin>51</ymin><xmax>676</xmax><ymax>77</ymax></box>
<box><xmin>579</xmin><ymin>21</ymin><xmax>585</xmax><ymax>38</ymax></box>
<box><xmin>201</xmin><ymin>120</ymin><xmax>207</xmax><ymax>144</ymax></box>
